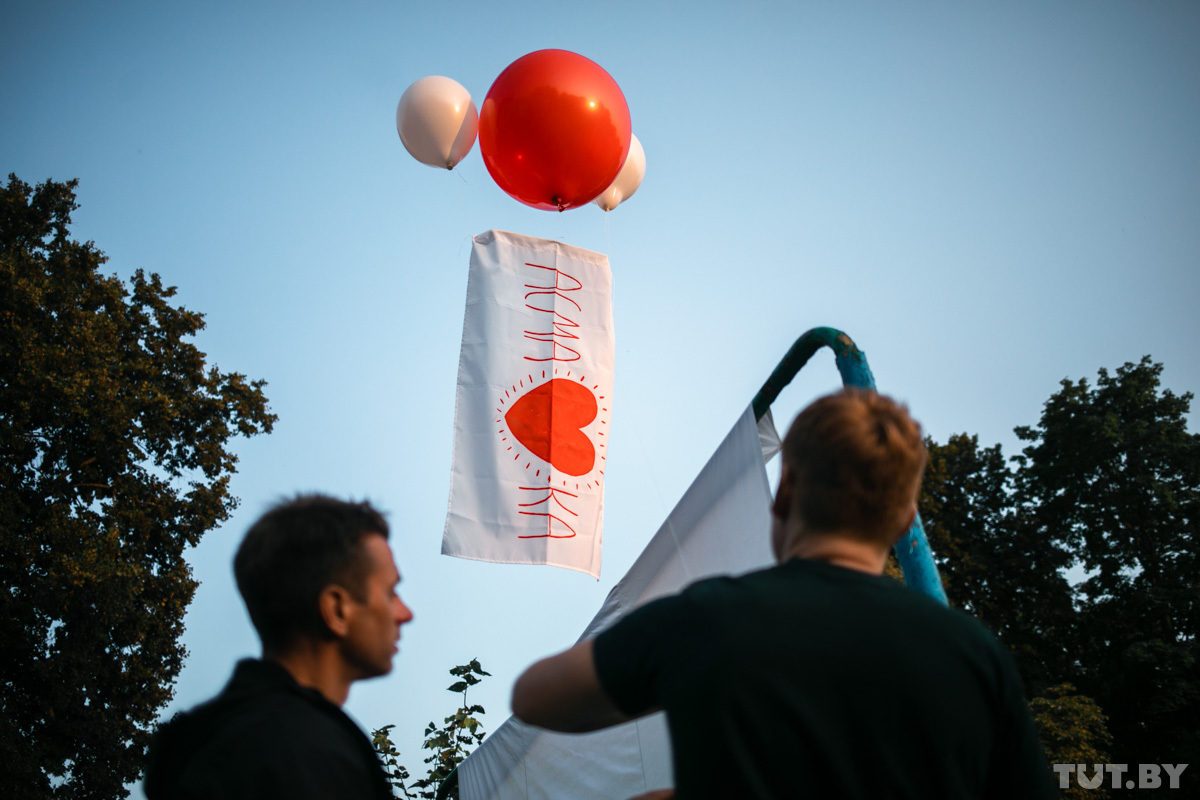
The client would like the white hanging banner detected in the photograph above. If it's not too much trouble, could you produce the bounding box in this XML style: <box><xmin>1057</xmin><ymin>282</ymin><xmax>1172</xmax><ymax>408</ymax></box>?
<box><xmin>442</xmin><ymin>230</ymin><xmax>615</xmax><ymax>578</ymax></box>
<box><xmin>457</xmin><ymin>407</ymin><xmax>780</xmax><ymax>799</ymax></box>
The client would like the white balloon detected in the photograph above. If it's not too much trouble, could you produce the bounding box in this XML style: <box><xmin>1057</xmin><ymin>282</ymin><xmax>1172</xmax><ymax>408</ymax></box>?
<box><xmin>396</xmin><ymin>76</ymin><xmax>479</xmax><ymax>170</ymax></box>
<box><xmin>594</xmin><ymin>133</ymin><xmax>646</xmax><ymax>211</ymax></box>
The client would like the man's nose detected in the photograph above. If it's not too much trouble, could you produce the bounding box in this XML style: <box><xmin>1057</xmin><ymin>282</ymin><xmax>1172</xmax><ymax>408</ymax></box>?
<box><xmin>394</xmin><ymin>596</ymin><xmax>414</xmax><ymax>625</ymax></box>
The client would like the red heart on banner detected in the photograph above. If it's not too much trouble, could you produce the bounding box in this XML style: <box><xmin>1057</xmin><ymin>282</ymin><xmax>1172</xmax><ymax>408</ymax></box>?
<box><xmin>505</xmin><ymin>378</ymin><xmax>597</xmax><ymax>476</ymax></box>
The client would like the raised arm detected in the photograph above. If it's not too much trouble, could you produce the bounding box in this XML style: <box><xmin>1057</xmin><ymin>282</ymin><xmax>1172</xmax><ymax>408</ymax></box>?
<box><xmin>510</xmin><ymin>639</ymin><xmax>634</xmax><ymax>733</ymax></box>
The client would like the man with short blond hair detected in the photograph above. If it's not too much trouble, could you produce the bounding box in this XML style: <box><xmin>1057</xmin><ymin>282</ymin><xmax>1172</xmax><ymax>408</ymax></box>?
<box><xmin>512</xmin><ymin>389</ymin><xmax>1057</xmax><ymax>799</ymax></box>
<box><xmin>777</xmin><ymin>388</ymin><xmax>927</xmax><ymax>544</ymax></box>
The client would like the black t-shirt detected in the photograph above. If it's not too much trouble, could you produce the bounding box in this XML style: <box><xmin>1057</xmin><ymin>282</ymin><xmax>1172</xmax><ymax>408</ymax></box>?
<box><xmin>593</xmin><ymin>558</ymin><xmax>1058</xmax><ymax>800</ymax></box>
<box><xmin>145</xmin><ymin>659</ymin><xmax>392</xmax><ymax>800</ymax></box>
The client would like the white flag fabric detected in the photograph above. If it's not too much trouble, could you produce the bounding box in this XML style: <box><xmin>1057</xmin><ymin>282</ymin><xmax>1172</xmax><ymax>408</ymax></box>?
<box><xmin>458</xmin><ymin>406</ymin><xmax>780</xmax><ymax>799</ymax></box>
<box><xmin>443</xmin><ymin>230</ymin><xmax>616</xmax><ymax>578</ymax></box>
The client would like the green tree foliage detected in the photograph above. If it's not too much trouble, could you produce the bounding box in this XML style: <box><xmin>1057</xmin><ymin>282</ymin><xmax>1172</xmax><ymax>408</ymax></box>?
<box><xmin>373</xmin><ymin>659</ymin><xmax>491</xmax><ymax>800</ymax></box>
<box><xmin>919</xmin><ymin>434</ymin><xmax>1075</xmax><ymax>696</ymax></box>
<box><xmin>1014</xmin><ymin>357</ymin><xmax>1199</xmax><ymax>767</ymax></box>
<box><xmin>0</xmin><ymin>175</ymin><xmax>276</xmax><ymax>798</ymax></box>
<box><xmin>919</xmin><ymin>357</ymin><xmax>1198</xmax><ymax>783</ymax></box>
<box><xmin>1031</xmin><ymin>684</ymin><xmax>1112</xmax><ymax>800</ymax></box>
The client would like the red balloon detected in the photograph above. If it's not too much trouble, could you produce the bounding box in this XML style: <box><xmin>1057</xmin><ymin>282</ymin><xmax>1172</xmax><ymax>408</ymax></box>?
<box><xmin>479</xmin><ymin>50</ymin><xmax>632</xmax><ymax>212</ymax></box>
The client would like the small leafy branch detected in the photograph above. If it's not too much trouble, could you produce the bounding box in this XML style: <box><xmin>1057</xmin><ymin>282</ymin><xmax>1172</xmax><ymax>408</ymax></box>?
<box><xmin>372</xmin><ymin>724</ymin><xmax>414</xmax><ymax>798</ymax></box>
<box><xmin>373</xmin><ymin>659</ymin><xmax>491</xmax><ymax>800</ymax></box>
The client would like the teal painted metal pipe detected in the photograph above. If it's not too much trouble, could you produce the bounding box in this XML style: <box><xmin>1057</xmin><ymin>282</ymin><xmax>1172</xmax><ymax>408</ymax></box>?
<box><xmin>752</xmin><ymin>327</ymin><xmax>949</xmax><ymax>606</ymax></box>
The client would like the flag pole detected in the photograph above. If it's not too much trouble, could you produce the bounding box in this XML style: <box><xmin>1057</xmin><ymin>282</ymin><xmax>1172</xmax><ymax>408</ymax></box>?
<box><xmin>752</xmin><ymin>326</ymin><xmax>949</xmax><ymax>606</ymax></box>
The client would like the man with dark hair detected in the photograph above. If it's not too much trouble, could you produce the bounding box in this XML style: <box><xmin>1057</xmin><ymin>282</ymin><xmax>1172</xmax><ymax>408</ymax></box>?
<box><xmin>511</xmin><ymin>390</ymin><xmax>1057</xmax><ymax>799</ymax></box>
<box><xmin>146</xmin><ymin>494</ymin><xmax>412</xmax><ymax>799</ymax></box>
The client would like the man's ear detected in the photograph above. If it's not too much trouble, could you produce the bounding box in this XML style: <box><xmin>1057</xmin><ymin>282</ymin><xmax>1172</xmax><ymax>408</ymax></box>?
<box><xmin>891</xmin><ymin>503</ymin><xmax>918</xmax><ymax>545</ymax></box>
<box><xmin>772</xmin><ymin>465</ymin><xmax>794</xmax><ymax>521</ymax></box>
<box><xmin>318</xmin><ymin>584</ymin><xmax>354</xmax><ymax>638</ymax></box>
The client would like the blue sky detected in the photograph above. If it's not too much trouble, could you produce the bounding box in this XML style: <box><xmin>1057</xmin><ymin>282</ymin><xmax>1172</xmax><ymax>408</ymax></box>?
<box><xmin>3</xmin><ymin>1</ymin><xmax>1198</xmax><ymax>791</ymax></box>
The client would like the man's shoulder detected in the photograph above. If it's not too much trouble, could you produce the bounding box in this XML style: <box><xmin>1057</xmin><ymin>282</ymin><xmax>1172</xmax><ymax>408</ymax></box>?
<box><xmin>146</xmin><ymin>660</ymin><xmax>380</xmax><ymax>799</ymax></box>
<box><xmin>681</xmin><ymin>561</ymin><xmax>1006</xmax><ymax>646</ymax></box>
<box><xmin>194</xmin><ymin>660</ymin><xmax>366</xmax><ymax>748</ymax></box>
<box><xmin>675</xmin><ymin>558</ymin><xmax>877</xmax><ymax>606</ymax></box>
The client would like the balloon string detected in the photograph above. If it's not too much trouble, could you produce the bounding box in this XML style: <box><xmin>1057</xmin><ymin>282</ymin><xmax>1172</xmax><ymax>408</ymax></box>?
<box><xmin>453</xmin><ymin>164</ymin><xmax>470</xmax><ymax>253</ymax></box>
